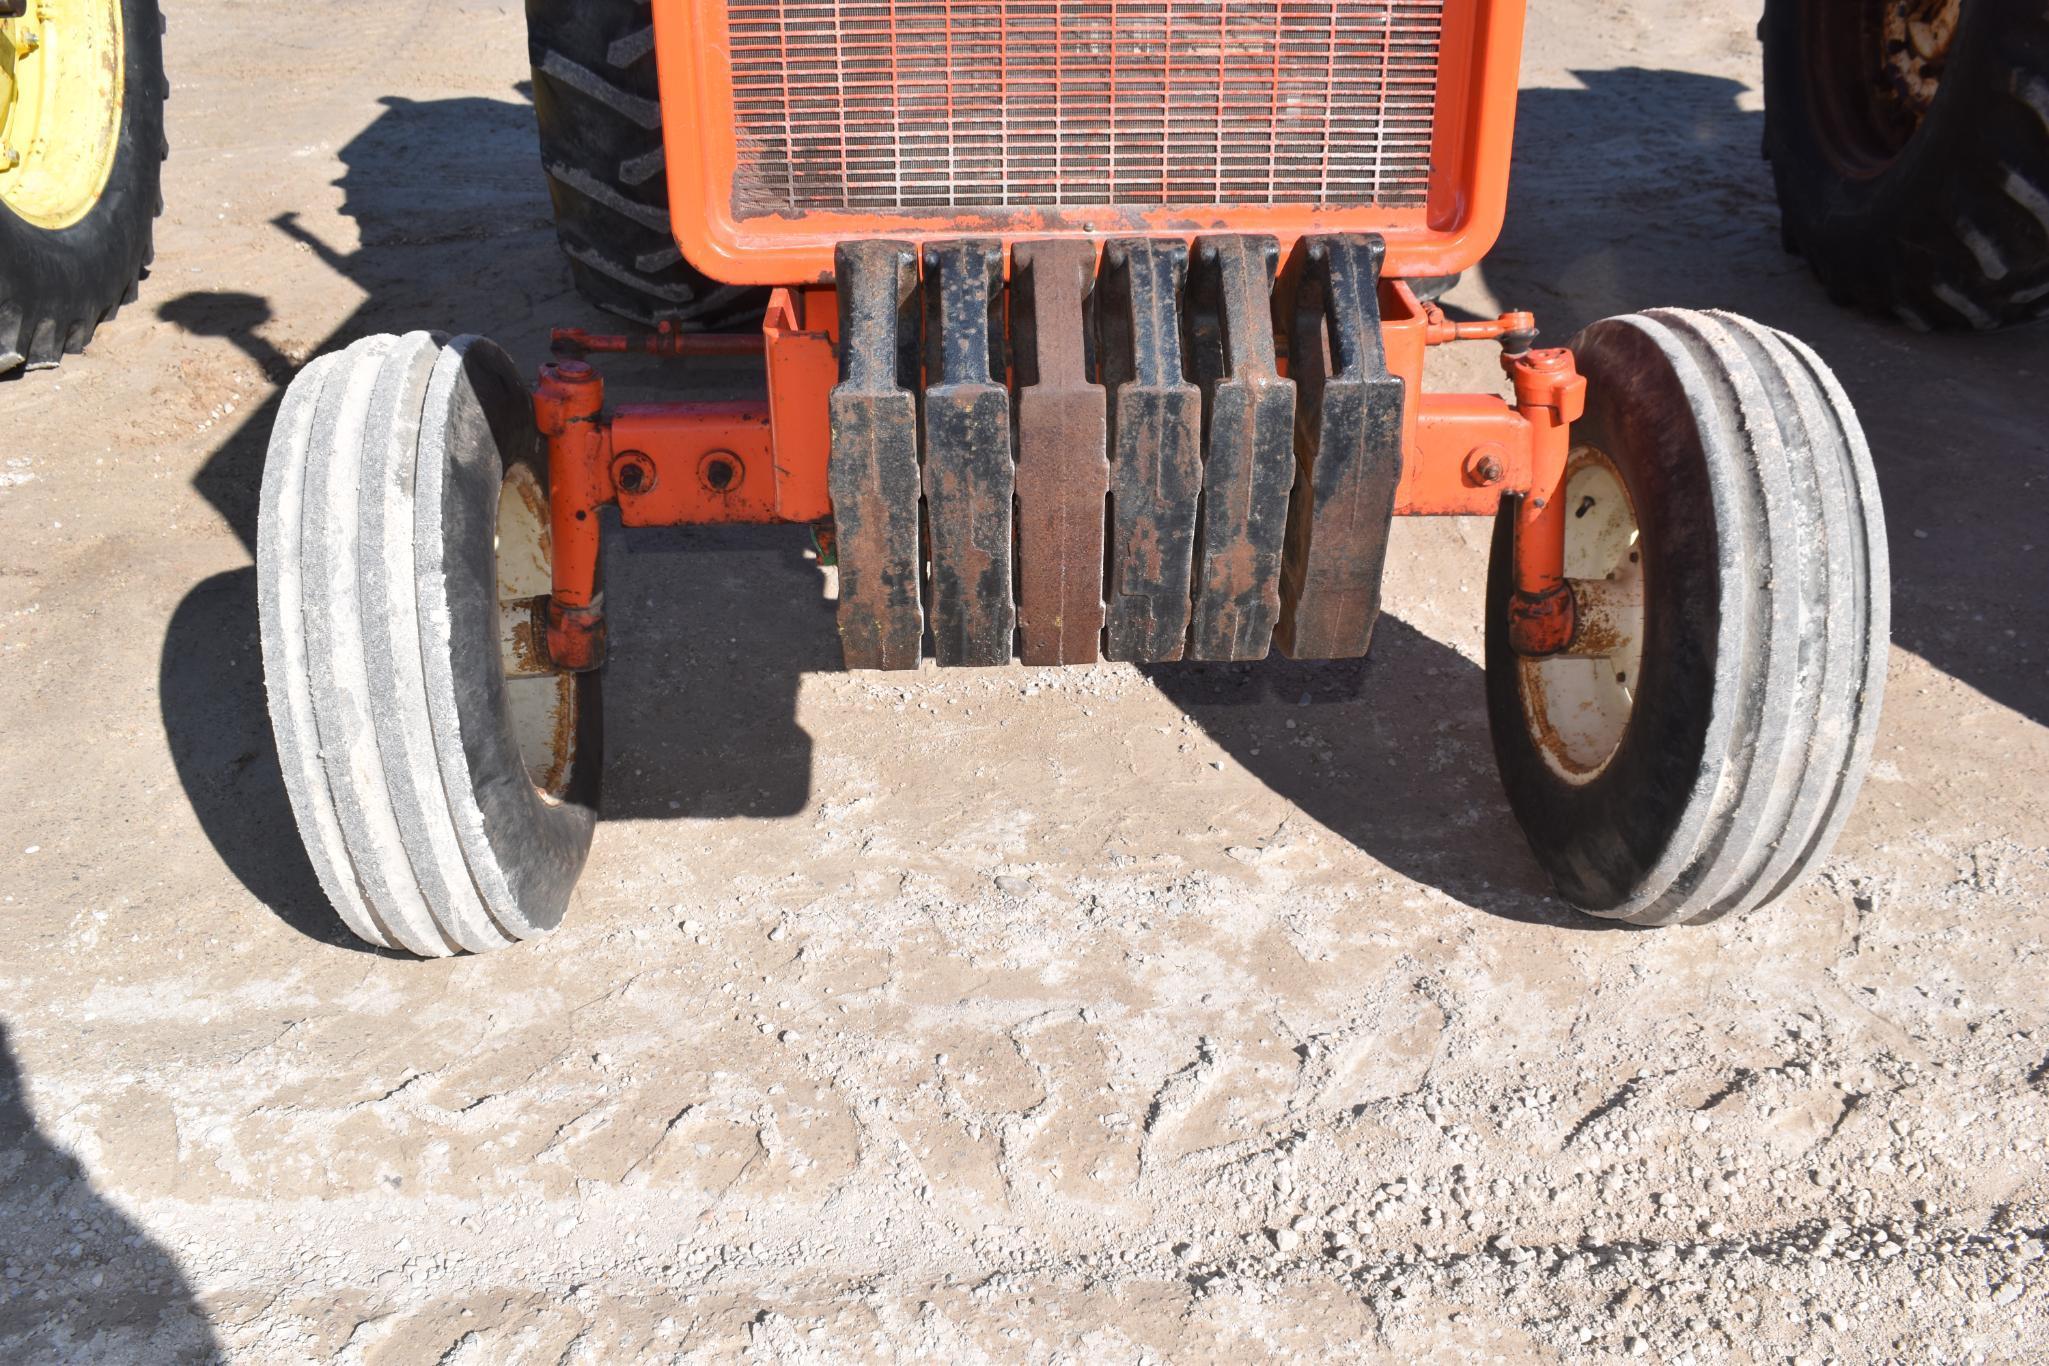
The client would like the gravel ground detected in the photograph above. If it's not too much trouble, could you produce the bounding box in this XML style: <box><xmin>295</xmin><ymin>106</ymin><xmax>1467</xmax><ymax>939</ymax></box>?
<box><xmin>1</xmin><ymin>0</ymin><xmax>2045</xmax><ymax>1361</ymax></box>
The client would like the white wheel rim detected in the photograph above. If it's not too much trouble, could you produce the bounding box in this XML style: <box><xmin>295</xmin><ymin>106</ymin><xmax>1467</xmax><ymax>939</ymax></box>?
<box><xmin>1518</xmin><ymin>446</ymin><xmax>1645</xmax><ymax>784</ymax></box>
<box><xmin>495</xmin><ymin>466</ymin><xmax>579</xmax><ymax>800</ymax></box>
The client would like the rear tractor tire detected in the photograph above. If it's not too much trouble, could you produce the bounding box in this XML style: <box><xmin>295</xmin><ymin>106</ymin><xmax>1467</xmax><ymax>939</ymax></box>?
<box><xmin>1486</xmin><ymin>309</ymin><xmax>1889</xmax><ymax>926</ymax></box>
<box><xmin>0</xmin><ymin>0</ymin><xmax>167</xmax><ymax>373</ymax></box>
<box><xmin>524</xmin><ymin>0</ymin><xmax>765</xmax><ymax>331</ymax></box>
<box><xmin>258</xmin><ymin>333</ymin><xmax>602</xmax><ymax>956</ymax></box>
<box><xmin>1761</xmin><ymin>0</ymin><xmax>2049</xmax><ymax>330</ymax></box>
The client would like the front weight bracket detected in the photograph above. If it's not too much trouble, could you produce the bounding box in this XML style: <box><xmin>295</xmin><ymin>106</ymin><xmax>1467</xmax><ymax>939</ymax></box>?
<box><xmin>1098</xmin><ymin>239</ymin><xmax>1204</xmax><ymax>663</ymax></box>
<box><xmin>1276</xmin><ymin>234</ymin><xmax>1406</xmax><ymax>660</ymax></box>
<box><xmin>921</xmin><ymin>241</ymin><xmax>1016</xmax><ymax>667</ymax></box>
<box><xmin>828</xmin><ymin>240</ymin><xmax>926</xmax><ymax>670</ymax></box>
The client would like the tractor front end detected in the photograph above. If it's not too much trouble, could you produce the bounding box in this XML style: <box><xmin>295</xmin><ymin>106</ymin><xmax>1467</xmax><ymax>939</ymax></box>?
<box><xmin>257</xmin><ymin>0</ymin><xmax>1890</xmax><ymax>957</ymax></box>
<box><xmin>550</xmin><ymin>0</ymin><xmax>1575</xmax><ymax>661</ymax></box>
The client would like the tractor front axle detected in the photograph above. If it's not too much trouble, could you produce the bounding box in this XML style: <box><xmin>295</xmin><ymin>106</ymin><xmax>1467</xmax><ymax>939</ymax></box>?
<box><xmin>530</xmin><ymin>233</ymin><xmax>1585</xmax><ymax>675</ymax></box>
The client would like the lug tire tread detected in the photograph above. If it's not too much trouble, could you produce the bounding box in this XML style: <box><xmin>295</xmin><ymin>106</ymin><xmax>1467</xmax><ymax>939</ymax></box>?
<box><xmin>1762</xmin><ymin>0</ymin><xmax>2049</xmax><ymax>330</ymax></box>
<box><xmin>525</xmin><ymin>0</ymin><xmax>766</xmax><ymax>330</ymax></box>
<box><xmin>0</xmin><ymin>0</ymin><xmax>167</xmax><ymax>373</ymax></box>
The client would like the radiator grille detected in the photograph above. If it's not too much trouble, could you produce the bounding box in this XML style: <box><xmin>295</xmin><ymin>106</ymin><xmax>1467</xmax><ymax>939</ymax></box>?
<box><xmin>725</xmin><ymin>1</ymin><xmax>1445</xmax><ymax>217</ymax></box>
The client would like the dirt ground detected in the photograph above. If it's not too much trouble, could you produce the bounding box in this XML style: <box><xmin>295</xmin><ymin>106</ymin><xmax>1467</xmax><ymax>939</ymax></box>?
<box><xmin>2</xmin><ymin>0</ymin><xmax>2046</xmax><ymax>1360</ymax></box>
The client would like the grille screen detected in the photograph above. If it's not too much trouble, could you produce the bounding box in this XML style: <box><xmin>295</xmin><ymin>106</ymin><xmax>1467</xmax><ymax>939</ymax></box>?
<box><xmin>725</xmin><ymin>1</ymin><xmax>1445</xmax><ymax>217</ymax></box>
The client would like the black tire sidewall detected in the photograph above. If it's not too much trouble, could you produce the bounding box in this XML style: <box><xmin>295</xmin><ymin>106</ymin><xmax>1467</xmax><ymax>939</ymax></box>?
<box><xmin>431</xmin><ymin>338</ymin><xmax>601</xmax><ymax>930</ymax></box>
<box><xmin>1485</xmin><ymin>322</ymin><xmax>1727</xmax><ymax>914</ymax></box>
<box><xmin>0</xmin><ymin>0</ymin><xmax>165</xmax><ymax>357</ymax></box>
<box><xmin>1760</xmin><ymin>0</ymin><xmax>2041</xmax><ymax>316</ymax></box>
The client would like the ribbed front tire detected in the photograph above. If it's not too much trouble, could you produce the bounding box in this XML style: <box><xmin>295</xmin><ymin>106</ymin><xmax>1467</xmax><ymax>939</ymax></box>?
<box><xmin>259</xmin><ymin>334</ymin><xmax>602</xmax><ymax>955</ymax></box>
<box><xmin>1487</xmin><ymin>310</ymin><xmax>1889</xmax><ymax>926</ymax></box>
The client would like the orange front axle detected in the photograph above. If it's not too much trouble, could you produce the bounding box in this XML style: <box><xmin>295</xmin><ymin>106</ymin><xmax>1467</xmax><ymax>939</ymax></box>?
<box><xmin>532</xmin><ymin>285</ymin><xmax>1582</xmax><ymax>671</ymax></box>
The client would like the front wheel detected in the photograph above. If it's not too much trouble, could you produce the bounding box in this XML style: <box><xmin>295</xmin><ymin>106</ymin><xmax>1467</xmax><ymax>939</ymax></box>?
<box><xmin>258</xmin><ymin>333</ymin><xmax>602</xmax><ymax>955</ymax></box>
<box><xmin>1486</xmin><ymin>310</ymin><xmax>1889</xmax><ymax>927</ymax></box>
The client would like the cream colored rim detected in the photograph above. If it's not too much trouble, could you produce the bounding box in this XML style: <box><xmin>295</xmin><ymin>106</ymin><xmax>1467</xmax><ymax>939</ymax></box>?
<box><xmin>1518</xmin><ymin>445</ymin><xmax>1646</xmax><ymax>785</ymax></box>
<box><xmin>0</xmin><ymin>0</ymin><xmax>125</xmax><ymax>230</ymax></box>
<box><xmin>495</xmin><ymin>465</ymin><xmax>580</xmax><ymax>801</ymax></box>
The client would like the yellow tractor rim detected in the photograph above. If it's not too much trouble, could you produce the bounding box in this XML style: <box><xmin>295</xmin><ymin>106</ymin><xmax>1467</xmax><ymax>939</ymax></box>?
<box><xmin>0</xmin><ymin>0</ymin><xmax>125</xmax><ymax>231</ymax></box>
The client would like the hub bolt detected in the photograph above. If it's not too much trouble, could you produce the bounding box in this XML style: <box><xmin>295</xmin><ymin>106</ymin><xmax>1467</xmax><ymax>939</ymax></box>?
<box><xmin>1465</xmin><ymin>445</ymin><xmax>1507</xmax><ymax>487</ymax></box>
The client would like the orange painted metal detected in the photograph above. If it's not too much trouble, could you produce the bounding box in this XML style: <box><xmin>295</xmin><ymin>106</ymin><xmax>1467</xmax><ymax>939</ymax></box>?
<box><xmin>762</xmin><ymin>287</ymin><xmax>836</xmax><ymax>524</ymax></box>
<box><xmin>533</xmin><ymin>281</ymin><xmax>1578</xmax><ymax>668</ymax></box>
<box><xmin>1403</xmin><ymin>395</ymin><xmax>1534</xmax><ymax>516</ymax></box>
<box><xmin>533</xmin><ymin>360</ymin><xmax>610</xmax><ymax>672</ymax></box>
<box><xmin>650</xmin><ymin>0</ymin><xmax>1530</xmax><ymax>287</ymax></box>
<box><xmin>552</xmin><ymin>323</ymin><xmax>766</xmax><ymax>358</ymax></box>
<box><xmin>1422</xmin><ymin>302</ymin><xmax>1538</xmax><ymax>346</ymax></box>
<box><xmin>1502</xmin><ymin>347</ymin><xmax>1589</xmax><ymax>656</ymax></box>
<box><xmin>543</xmin><ymin>290</ymin><xmax>1557</xmax><ymax>530</ymax></box>
<box><xmin>610</xmin><ymin>402</ymin><xmax>777</xmax><ymax>526</ymax></box>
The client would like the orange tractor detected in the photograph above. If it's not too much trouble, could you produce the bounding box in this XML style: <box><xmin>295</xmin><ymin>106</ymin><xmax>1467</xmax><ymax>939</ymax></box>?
<box><xmin>260</xmin><ymin>0</ymin><xmax>1889</xmax><ymax>956</ymax></box>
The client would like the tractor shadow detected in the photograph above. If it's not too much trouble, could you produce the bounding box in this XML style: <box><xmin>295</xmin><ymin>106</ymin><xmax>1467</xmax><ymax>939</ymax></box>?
<box><xmin>1144</xmin><ymin>622</ymin><xmax>1589</xmax><ymax>929</ymax></box>
<box><xmin>0</xmin><ymin>1023</ymin><xmax>220</xmax><ymax>1361</ymax></box>
<box><xmin>1485</xmin><ymin>66</ymin><xmax>2049</xmax><ymax>728</ymax></box>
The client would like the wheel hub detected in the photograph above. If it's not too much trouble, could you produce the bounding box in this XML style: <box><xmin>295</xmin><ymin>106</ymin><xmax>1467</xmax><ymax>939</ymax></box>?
<box><xmin>0</xmin><ymin>0</ymin><xmax>124</xmax><ymax>230</ymax></box>
<box><xmin>495</xmin><ymin>465</ymin><xmax>581</xmax><ymax>801</ymax></box>
<box><xmin>1517</xmin><ymin>446</ymin><xmax>1644</xmax><ymax>784</ymax></box>
<box><xmin>1879</xmin><ymin>0</ymin><xmax>1958</xmax><ymax>126</ymax></box>
<box><xmin>1801</xmin><ymin>0</ymin><xmax>1958</xmax><ymax>176</ymax></box>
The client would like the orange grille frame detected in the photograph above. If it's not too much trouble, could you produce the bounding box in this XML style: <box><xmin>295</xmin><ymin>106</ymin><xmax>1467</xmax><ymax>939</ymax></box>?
<box><xmin>652</xmin><ymin>0</ymin><xmax>1528</xmax><ymax>285</ymax></box>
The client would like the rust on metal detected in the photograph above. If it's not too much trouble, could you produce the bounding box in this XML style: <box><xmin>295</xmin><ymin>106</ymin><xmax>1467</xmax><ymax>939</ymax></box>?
<box><xmin>1504</xmin><ymin>571</ymin><xmax>1575</xmax><ymax>658</ymax></box>
<box><xmin>1275</xmin><ymin>234</ymin><xmax>1406</xmax><ymax>660</ymax></box>
<box><xmin>498</xmin><ymin>594</ymin><xmax>557</xmax><ymax>680</ymax></box>
<box><xmin>921</xmin><ymin>240</ymin><xmax>1016</xmax><ymax>667</ymax></box>
<box><xmin>611</xmin><ymin>449</ymin><xmax>657</xmax><ymax>495</ymax></box>
<box><xmin>532</xmin><ymin>359</ymin><xmax>610</xmax><ymax>671</ymax></box>
<box><xmin>1185</xmin><ymin>234</ymin><xmax>1296</xmax><ymax>661</ymax></box>
<box><xmin>1464</xmin><ymin>444</ymin><xmax>1507</xmax><ymax>486</ymax></box>
<box><xmin>1099</xmin><ymin>239</ymin><xmax>1203</xmax><ymax>663</ymax></box>
<box><xmin>1881</xmin><ymin>0</ymin><xmax>1958</xmax><ymax>121</ymax></box>
<box><xmin>537</xmin><ymin>673</ymin><xmax>579</xmax><ymax>799</ymax></box>
<box><xmin>1011</xmin><ymin>239</ymin><xmax>1109</xmax><ymax>666</ymax></box>
<box><xmin>544</xmin><ymin>595</ymin><xmax>607</xmax><ymax>673</ymax></box>
<box><xmin>827</xmin><ymin>240</ymin><xmax>926</xmax><ymax>670</ymax></box>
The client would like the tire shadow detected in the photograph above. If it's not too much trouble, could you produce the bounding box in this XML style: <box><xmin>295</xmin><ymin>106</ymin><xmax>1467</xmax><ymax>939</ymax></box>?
<box><xmin>157</xmin><ymin>567</ymin><xmax>386</xmax><ymax>953</ymax></box>
<box><xmin>1489</xmin><ymin>67</ymin><xmax>2049</xmax><ymax>727</ymax></box>
<box><xmin>1145</xmin><ymin>618</ymin><xmax>1599</xmax><ymax>930</ymax></box>
<box><xmin>0</xmin><ymin>1023</ymin><xmax>219</xmax><ymax>1361</ymax></box>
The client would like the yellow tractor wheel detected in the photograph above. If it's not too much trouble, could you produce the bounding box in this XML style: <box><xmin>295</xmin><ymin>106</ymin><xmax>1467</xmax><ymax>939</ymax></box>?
<box><xmin>0</xmin><ymin>0</ymin><xmax>165</xmax><ymax>373</ymax></box>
